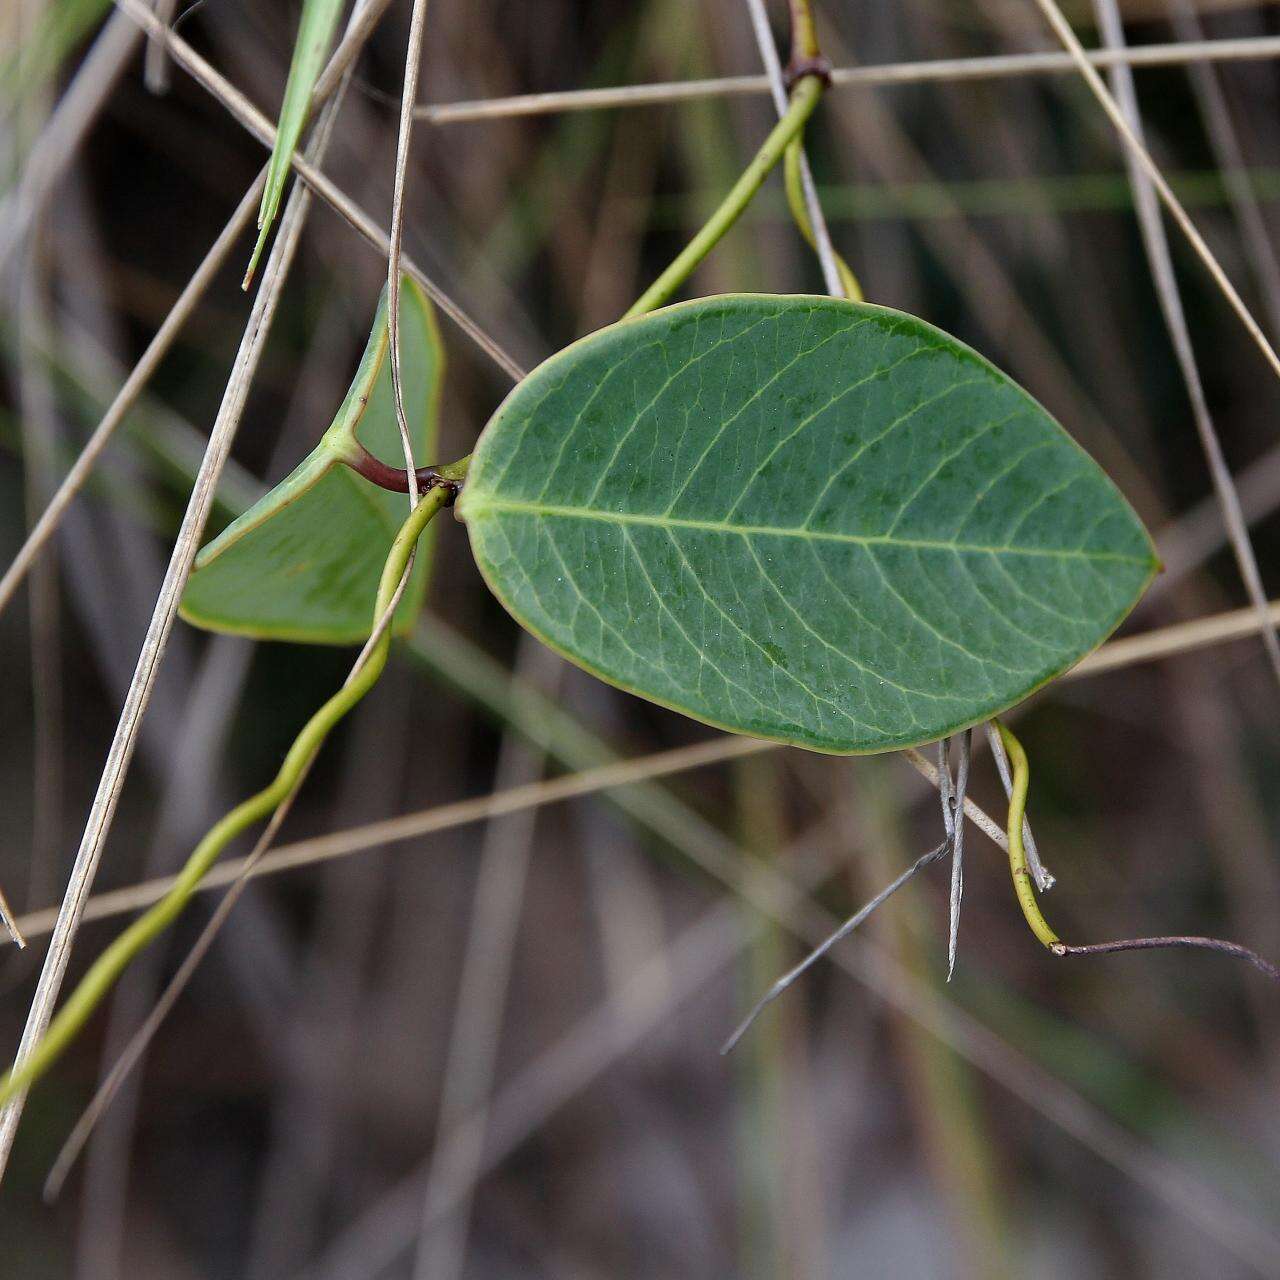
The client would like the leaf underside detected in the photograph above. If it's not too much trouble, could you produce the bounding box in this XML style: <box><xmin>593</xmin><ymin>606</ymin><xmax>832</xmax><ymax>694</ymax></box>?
<box><xmin>459</xmin><ymin>294</ymin><xmax>1158</xmax><ymax>754</ymax></box>
<box><xmin>180</xmin><ymin>277</ymin><xmax>443</xmax><ymax>644</ymax></box>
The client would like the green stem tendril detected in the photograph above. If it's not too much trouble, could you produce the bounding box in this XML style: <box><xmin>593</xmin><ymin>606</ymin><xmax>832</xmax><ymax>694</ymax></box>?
<box><xmin>623</xmin><ymin>74</ymin><xmax>826</xmax><ymax>320</ymax></box>
<box><xmin>782</xmin><ymin>137</ymin><xmax>863</xmax><ymax>301</ymax></box>
<box><xmin>993</xmin><ymin>718</ymin><xmax>1062</xmax><ymax>950</ymax></box>
<box><xmin>0</xmin><ymin>485</ymin><xmax>451</xmax><ymax>1106</ymax></box>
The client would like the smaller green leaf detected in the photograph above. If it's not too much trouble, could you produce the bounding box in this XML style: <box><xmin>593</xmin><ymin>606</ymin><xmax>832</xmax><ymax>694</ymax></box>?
<box><xmin>181</xmin><ymin>276</ymin><xmax>443</xmax><ymax>644</ymax></box>
<box><xmin>244</xmin><ymin>0</ymin><xmax>344</xmax><ymax>288</ymax></box>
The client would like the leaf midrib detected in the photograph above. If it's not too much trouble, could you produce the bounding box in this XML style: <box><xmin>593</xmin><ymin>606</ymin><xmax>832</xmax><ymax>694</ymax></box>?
<box><xmin>463</xmin><ymin>497</ymin><xmax>1154</xmax><ymax>566</ymax></box>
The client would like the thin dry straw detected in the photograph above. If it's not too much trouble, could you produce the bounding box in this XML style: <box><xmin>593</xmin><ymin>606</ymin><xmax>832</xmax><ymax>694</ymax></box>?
<box><xmin>0</xmin><ymin>2</ymin><xmax>387</xmax><ymax>1181</ymax></box>
<box><xmin>416</xmin><ymin>35</ymin><xmax>1280</xmax><ymax>124</ymax></box>
<box><xmin>742</xmin><ymin>0</ymin><xmax>843</xmax><ymax>296</ymax></box>
<box><xmin>945</xmin><ymin>731</ymin><xmax>971</xmax><ymax>980</ymax></box>
<box><xmin>113</xmin><ymin>0</ymin><xmax>526</xmax><ymax>383</ymax></box>
<box><xmin>720</xmin><ymin>839</ymin><xmax>950</xmax><ymax>1055</ymax></box>
<box><xmin>1030</xmin><ymin>0</ymin><xmax>1280</xmax><ymax>395</ymax></box>
<box><xmin>1090</xmin><ymin>0</ymin><xmax>1280</xmax><ymax>689</ymax></box>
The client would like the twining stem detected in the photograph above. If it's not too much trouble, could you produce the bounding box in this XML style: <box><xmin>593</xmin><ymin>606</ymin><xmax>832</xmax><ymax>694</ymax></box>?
<box><xmin>0</xmin><ymin>485</ymin><xmax>451</xmax><ymax>1106</ymax></box>
<box><xmin>782</xmin><ymin>139</ymin><xmax>862</xmax><ymax>300</ymax></box>
<box><xmin>994</xmin><ymin>720</ymin><xmax>1060</xmax><ymax>949</ymax></box>
<box><xmin>995</xmin><ymin>718</ymin><xmax>1279</xmax><ymax>979</ymax></box>
<box><xmin>623</xmin><ymin>73</ymin><xmax>826</xmax><ymax>319</ymax></box>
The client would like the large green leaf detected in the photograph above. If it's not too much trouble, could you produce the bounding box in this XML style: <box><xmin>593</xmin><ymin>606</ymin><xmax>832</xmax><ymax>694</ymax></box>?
<box><xmin>180</xmin><ymin>276</ymin><xmax>443</xmax><ymax>644</ymax></box>
<box><xmin>459</xmin><ymin>294</ymin><xmax>1158</xmax><ymax>754</ymax></box>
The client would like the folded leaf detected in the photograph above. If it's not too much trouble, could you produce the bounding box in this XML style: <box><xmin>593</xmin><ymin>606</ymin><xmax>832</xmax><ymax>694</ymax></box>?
<box><xmin>459</xmin><ymin>294</ymin><xmax>1158</xmax><ymax>754</ymax></box>
<box><xmin>181</xmin><ymin>276</ymin><xmax>443</xmax><ymax>644</ymax></box>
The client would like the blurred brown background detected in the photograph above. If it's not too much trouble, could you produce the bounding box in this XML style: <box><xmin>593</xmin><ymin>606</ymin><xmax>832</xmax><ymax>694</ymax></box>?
<box><xmin>3</xmin><ymin>0</ymin><xmax>1280</xmax><ymax>1276</ymax></box>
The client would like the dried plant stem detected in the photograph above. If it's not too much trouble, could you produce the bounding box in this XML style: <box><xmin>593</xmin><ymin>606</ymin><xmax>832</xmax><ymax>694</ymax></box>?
<box><xmin>113</xmin><ymin>0</ymin><xmax>525</xmax><ymax>381</ymax></box>
<box><xmin>1030</xmin><ymin>0</ymin><xmax>1280</xmax><ymax>390</ymax></box>
<box><xmin>417</xmin><ymin>36</ymin><xmax>1280</xmax><ymax>124</ymax></box>
<box><xmin>0</xmin><ymin>488</ymin><xmax>449</xmax><ymax>1111</ymax></box>
<box><xmin>386</xmin><ymin>0</ymin><xmax>431</xmax><ymax>507</ymax></box>
<box><xmin>1090</xmin><ymin>0</ymin><xmax>1280</xmax><ymax>688</ymax></box>
<box><xmin>0</xmin><ymin>20</ymin><xmax>382</xmax><ymax>1169</ymax></box>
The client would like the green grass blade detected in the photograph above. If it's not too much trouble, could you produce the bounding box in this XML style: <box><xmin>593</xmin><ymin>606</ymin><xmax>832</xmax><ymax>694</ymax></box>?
<box><xmin>243</xmin><ymin>0</ymin><xmax>345</xmax><ymax>288</ymax></box>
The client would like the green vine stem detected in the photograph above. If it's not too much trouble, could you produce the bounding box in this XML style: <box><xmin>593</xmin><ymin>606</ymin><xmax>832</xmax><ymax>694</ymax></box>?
<box><xmin>993</xmin><ymin>719</ymin><xmax>1061</xmax><ymax>949</ymax></box>
<box><xmin>0</xmin><ymin>483</ymin><xmax>452</xmax><ymax>1106</ymax></box>
<box><xmin>623</xmin><ymin>72</ymin><xmax>826</xmax><ymax>320</ymax></box>
<box><xmin>782</xmin><ymin>139</ymin><xmax>863</xmax><ymax>301</ymax></box>
<box><xmin>994</xmin><ymin>718</ymin><xmax>1279</xmax><ymax>978</ymax></box>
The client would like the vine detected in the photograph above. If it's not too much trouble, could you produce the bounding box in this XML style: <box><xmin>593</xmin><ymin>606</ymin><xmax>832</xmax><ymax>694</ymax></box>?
<box><xmin>2</xmin><ymin>0</ymin><xmax>1275</xmax><ymax>1125</ymax></box>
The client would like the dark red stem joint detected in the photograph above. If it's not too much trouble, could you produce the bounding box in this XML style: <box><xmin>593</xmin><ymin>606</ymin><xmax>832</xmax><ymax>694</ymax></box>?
<box><xmin>783</xmin><ymin>54</ymin><xmax>832</xmax><ymax>94</ymax></box>
<box><xmin>344</xmin><ymin>443</ymin><xmax>463</xmax><ymax>505</ymax></box>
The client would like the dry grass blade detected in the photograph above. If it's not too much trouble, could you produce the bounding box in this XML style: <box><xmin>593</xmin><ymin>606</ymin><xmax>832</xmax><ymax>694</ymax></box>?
<box><xmin>0</xmin><ymin>25</ymin><xmax>349</xmax><ymax>1179</ymax></box>
<box><xmin>1030</xmin><ymin>0</ymin><xmax>1280</xmax><ymax>390</ymax></box>
<box><xmin>742</xmin><ymin>0</ymin><xmax>843</xmax><ymax>294</ymax></box>
<box><xmin>386</xmin><ymin>0</ymin><xmax>431</xmax><ymax>507</ymax></box>
<box><xmin>1090</xmin><ymin>0</ymin><xmax>1280</xmax><ymax>689</ymax></box>
<box><xmin>14</xmin><ymin>591</ymin><xmax>1280</xmax><ymax>943</ymax></box>
<box><xmin>113</xmin><ymin>0</ymin><xmax>526</xmax><ymax>381</ymax></box>
<box><xmin>416</xmin><ymin>36</ymin><xmax>1280</xmax><ymax>123</ymax></box>
<box><xmin>0</xmin><ymin>175</ymin><xmax>265</xmax><ymax>621</ymax></box>
<box><xmin>0</xmin><ymin>0</ymin><xmax>397</xmax><ymax>622</ymax></box>
<box><xmin>720</xmin><ymin>839</ymin><xmax>949</xmax><ymax>1055</ymax></box>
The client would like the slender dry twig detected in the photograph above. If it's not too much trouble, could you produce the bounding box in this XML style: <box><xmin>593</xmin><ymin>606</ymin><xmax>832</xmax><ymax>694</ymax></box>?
<box><xmin>1029</xmin><ymin>0</ymin><xmax>1280</xmax><ymax>390</ymax></box>
<box><xmin>0</xmin><ymin>0</ymin><xmax>398</xmax><ymax>620</ymax></box>
<box><xmin>0</xmin><ymin>28</ymin><xmax>346</xmax><ymax>1181</ymax></box>
<box><xmin>112</xmin><ymin>0</ymin><xmax>526</xmax><ymax>381</ymax></box>
<box><xmin>1090</xmin><ymin>0</ymin><xmax>1280</xmax><ymax>689</ymax></box>
<box><xmin>720</xmin><ymin>839</ymin><xmax>949</xmax><ymax>1055</ymax></box>
<box><xmin>1058</xmin><ymin>936</ymin><xmax>1280</xmax><ymax>979</ymax></box>
<box><xmin>414</xmin><ymin>36</ymin><xmax>1280</xmax><ymax>123</ymax></box>
<box><xmin>742</xmin><ymin>0</ymin><xmax>843</xmax><ymax>295</ymax></box>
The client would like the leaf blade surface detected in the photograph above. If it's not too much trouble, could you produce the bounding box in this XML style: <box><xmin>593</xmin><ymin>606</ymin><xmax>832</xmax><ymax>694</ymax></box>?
<box><xmin>460</xmin><ymin>295</ymin><xmax>1157</xmax><ymax>753</ymax></box>
<box><xmin>180</xmin><ymin>277</ymin><xmax>443</xmax><ymax>644</ymax></box>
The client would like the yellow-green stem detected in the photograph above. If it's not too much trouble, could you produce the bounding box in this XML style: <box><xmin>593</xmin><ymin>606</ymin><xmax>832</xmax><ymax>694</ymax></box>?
<box><xmin>0</xmin><ymin>485</ymin><xmax>450</xmax><ymax>1105</ymax></box>
<box><xmin>624</xmin><ymin>74</ymin><xmax>826</xmax><ymax>319</ymax></box>
<box><xmin>783</xmin><ymin>138</ymin><xmax>863</xmax><ymax>301</ymax></box>
<box><xmin>994</xmin><ymin>719</ymin><xmax>1061</xmax><ymax>950</ymax></box>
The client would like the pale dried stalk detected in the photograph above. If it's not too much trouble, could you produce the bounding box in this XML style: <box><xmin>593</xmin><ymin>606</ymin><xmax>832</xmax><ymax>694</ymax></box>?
<box><xmin>1030</xmin><ymin>0</ymin><xmax>1280</xmax><ymax>389</ymax></box>
<box><xmin>0</xmin><ymin>0</ymin><xmax>398</xmax><ymax>620</ymax></box>
<box><xmin>386</xmin><ymin>0</ymin><xmax>431</xmax><ymax>508</ymax></box>
<box><xmin>416</xmin><ymin>35</ymin><xmax>1280</xmax><ymax>124</ymax></box>
<box><xmin>742</xmin><ymin>0</ymin><xmax>843</xmax><ymax>295</ymax></box>
<box><xmin>113</xmin><ymin>0</ymin><xmax>525</xmax><ymax>381</ymax></box>
<box><xmin>1090</xmin><ymin>0</ymin><xmax>1280</xmax><ymax>688</ymax></box>
<box><xmin>0</xmin><ymin>28</ymin><xmax>349</xmax><ymax>1182</ymax></box>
